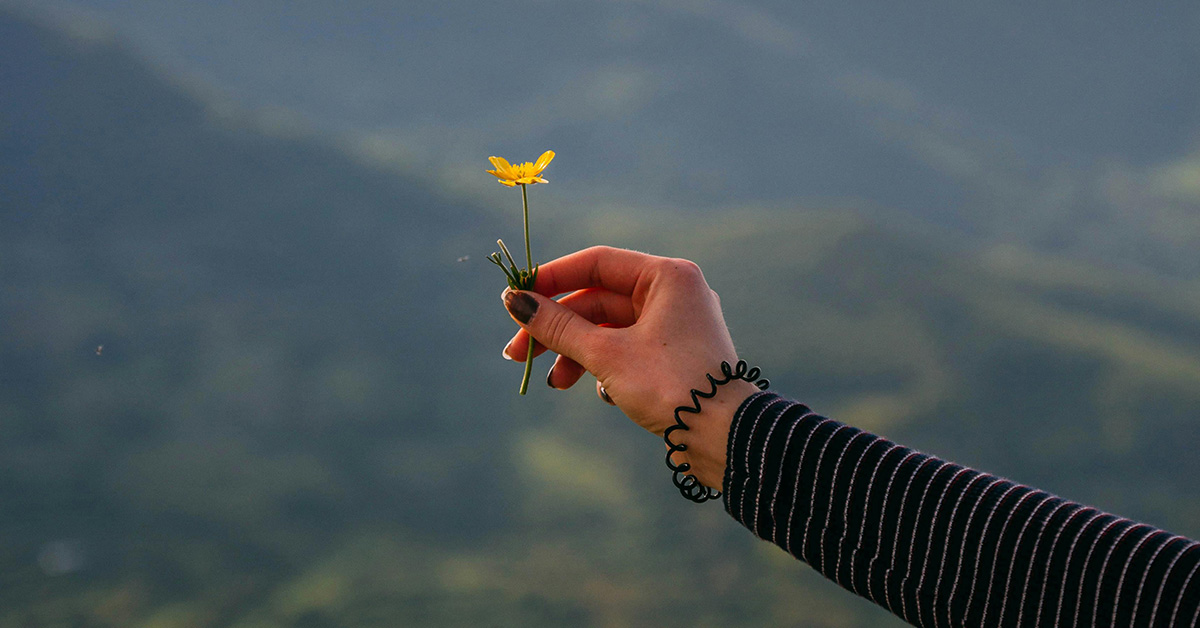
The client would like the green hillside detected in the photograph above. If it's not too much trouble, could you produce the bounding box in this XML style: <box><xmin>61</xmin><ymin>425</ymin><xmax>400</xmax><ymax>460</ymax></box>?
<box><xmin>2</xmin><ymin>8</ymin><xmax>1197</xmax><ymax>627</ymax></box>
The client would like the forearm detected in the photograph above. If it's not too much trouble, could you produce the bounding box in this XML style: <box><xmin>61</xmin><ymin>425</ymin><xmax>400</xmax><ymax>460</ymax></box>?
<box><xmin>723</xmin><ymin>392</ymin><xmax>1200</xmax><ymax>627</ymax></box>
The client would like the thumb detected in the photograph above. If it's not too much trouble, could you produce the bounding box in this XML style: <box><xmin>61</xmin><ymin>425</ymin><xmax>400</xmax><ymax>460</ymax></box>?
<box><xmin>503</xmin><ymin>290</ymin><xmax>601</xmax><ymax>369</ymax></box>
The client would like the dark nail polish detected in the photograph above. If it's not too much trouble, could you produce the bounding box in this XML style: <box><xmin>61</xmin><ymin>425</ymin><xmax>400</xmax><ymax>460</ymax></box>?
<box><xmin>504</xmin><ymin>291</ymin><xmax>538</xmax><ymax>325</ymax></box>
<box><xmin>546</xmin><ymin>365</ymin><xmax>556</xmax><ymax>388</ymax></box>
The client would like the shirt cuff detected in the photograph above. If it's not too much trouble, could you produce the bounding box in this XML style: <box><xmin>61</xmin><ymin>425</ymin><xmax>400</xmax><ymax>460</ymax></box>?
<box><xmin>723</xmin><ymin>391</ymin><xmax>818</xmax><ymax>545</ymax></box>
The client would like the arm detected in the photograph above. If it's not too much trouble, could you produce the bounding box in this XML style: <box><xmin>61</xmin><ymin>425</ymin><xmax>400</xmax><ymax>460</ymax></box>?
<box><xmin>499</xmin><ymin>245</ymin><xmax>1200</xmax><ymax>627</ymax></box>
<box><xmin>725</xmin><ymin>392</ymin><xmax>1200</xmax><ymax>627</ymax></box>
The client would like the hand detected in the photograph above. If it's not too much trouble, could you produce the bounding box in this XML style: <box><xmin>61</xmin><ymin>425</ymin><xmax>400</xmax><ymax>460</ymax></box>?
<box><xmin>500</xmin><ymin>246</ymin><xmax>760</xmax><ymax>488</ymax></box>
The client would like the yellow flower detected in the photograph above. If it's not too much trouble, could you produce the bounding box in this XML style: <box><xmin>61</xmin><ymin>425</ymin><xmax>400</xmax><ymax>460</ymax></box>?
<box><xmin>486</xmin><ymin>150</ymin><xmax>555</xmax><ymax>187</ymax></box>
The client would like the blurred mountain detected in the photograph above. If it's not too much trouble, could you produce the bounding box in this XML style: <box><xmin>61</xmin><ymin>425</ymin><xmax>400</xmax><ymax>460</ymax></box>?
<box><xmin>2</xmin><ymin>7</ymin><xmax>1199</xmax><ymax>627</ymax></box>
<box><xmin>22</xmin><ymin>0</ymin><xmax>1200</xmax><ymax>280</ymax></box>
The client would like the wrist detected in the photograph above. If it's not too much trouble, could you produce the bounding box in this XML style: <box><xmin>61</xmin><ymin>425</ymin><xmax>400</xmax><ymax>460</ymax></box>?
<box><xmin>676</xmin><ymin>378</ymin><xmax>760</xmax><ymax>490</ymax></box>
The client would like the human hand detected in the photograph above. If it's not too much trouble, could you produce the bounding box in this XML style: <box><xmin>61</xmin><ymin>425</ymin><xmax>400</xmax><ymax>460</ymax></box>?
<box><xmin>500</xmin><ymin>246</ymin><xmax>760</xmax><ymax>488</ymax></box>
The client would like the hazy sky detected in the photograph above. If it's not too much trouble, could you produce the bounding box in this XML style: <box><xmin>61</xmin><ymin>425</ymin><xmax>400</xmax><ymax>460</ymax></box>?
<box><xmin>28</xmin><ymin>1</ymin><xmax>1200</xmax><ymax>249</ymax></box>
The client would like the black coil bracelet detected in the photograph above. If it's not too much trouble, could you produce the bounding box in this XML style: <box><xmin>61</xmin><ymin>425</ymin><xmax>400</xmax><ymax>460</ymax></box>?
<box><xmin>664</xmin><ymin>360</ymin><xmax>769</xmax><ymax>503</ymax></box>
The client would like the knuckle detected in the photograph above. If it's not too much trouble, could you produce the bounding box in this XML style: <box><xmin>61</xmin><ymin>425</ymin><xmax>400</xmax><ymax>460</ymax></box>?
<box><xmin>542</xmin><ymin>308</ymin><xmax>575</xmax><ymax>349</ymax></box>
<box><xmin>663</xmin><ymin>257</ymin><xmax>707</xmax><ymax>285</ymax></box>
<box><xmin>583</xmin><ymin>292</ymin><xmax>609</xmax><ymax>324</ymax></box>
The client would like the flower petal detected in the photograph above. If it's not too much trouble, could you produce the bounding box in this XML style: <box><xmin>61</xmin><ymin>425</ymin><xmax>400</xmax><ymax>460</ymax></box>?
<box><xmin>488</xmin><ymin>156</ymin><xmax>513</xmax><ymax>176</ymax></box>
<box><xmin>498</xmin><ymin>179</ymin><xmax>517</xmax><ymax>187</ymax></box>
<box><xmin>534</xmin><ymin>150</ymin><xmax>555</xmax><ymax>172</ymax></box>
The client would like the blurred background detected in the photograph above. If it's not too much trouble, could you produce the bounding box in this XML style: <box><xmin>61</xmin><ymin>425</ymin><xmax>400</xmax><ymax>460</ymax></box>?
<box><xmin>2</xmin><ymin>1</ymin><xmax>1198</xmax><ymax>625</ymax></box>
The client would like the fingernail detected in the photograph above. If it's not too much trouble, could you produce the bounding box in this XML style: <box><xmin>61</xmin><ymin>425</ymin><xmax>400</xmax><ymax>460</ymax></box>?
<box><xmin>504</xmin><ymin>291</ymin><xmax>538</xmax><ymax>325</ymax></box>
<box><xmin>546</xmin><ymin>364</ymin><xmax>557</xmax><ymax>389</ymax></box>
<box><xmin>502</xmin><ymin>345</ymin><xmax>515</xmax><ymax>361</ymax></box>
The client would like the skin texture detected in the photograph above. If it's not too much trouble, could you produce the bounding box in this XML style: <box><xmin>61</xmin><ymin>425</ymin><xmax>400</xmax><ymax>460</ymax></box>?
<box><xmin>501</xmin><ymin>246</ymin><xmax>759</xmax><ymax>489</ymax></box>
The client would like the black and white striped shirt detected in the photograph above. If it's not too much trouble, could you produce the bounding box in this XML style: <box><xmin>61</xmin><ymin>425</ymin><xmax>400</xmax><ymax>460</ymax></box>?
<box><xmin>723</xmin><ymin>392</ymin><xmax>1200</xmax><ymax>627</ymax></box>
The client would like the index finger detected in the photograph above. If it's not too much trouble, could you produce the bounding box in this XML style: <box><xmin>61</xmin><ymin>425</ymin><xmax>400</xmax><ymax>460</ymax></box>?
<box><xmin>533</xmin><ymin>245</ymin><xmax>660</xmax><ymax>298</ymax></box>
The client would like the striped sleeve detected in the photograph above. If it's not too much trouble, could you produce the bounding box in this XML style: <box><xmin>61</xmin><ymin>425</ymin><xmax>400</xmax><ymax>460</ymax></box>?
<box><xmin>722</xmin><ymin>392</ymin><xmax>1200</xmax><ymax>627</ymax></box>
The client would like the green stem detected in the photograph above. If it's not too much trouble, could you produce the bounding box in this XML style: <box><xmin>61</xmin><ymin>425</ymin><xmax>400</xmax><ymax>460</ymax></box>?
<box><xmin>518</xmin><ymin>183</ymin><xmax>533</xmax><ymax>395</ymax></box>
<box><xmin>521</xmin><ymin>184</ymin><xmax>532</xmax><ymax>271</ymax></box>
<box><xmin>520</xmin><ymin>341</ymin><xmax>534</xmax><ymax>395</ymax></box>
<box><xmin>497</xmin><ymin>239</ymin><xmax>519</xmax><ymax>274</ymax></box>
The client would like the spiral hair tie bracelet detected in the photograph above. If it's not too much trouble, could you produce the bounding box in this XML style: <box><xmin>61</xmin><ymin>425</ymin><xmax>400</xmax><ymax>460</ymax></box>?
<box><xmin>664</xmin><ymin>360</ymin><xmax>769</xmax><ymax>503</ymax></box>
